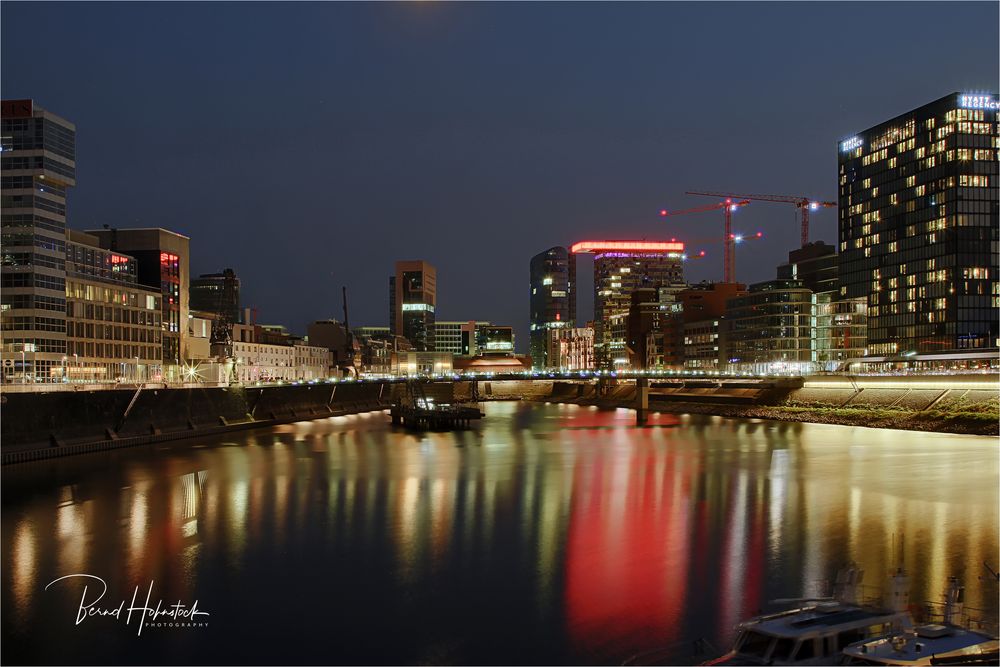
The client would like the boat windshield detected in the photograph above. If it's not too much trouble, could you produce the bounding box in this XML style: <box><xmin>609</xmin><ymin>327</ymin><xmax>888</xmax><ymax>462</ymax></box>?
<box><xmin>736</xmin><ymin>631</ymin><xmax>777</xmax><ymax>659</ymax></box>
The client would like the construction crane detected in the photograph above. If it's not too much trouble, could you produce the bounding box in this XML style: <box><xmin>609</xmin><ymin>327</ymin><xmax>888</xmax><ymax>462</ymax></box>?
<box><xmin>686</xmin><ymin>191</ymin><xmax>836</xmax><ymax>247</ymax></box>
<box><xmin>659</xmin><ymin>198</ymin><xmax>750</xmax><ymax>283</ymax></box>
<box><xmin>688</xmin><ymin>231</ymin><xmax>764</xmax><ymax>261</ymax></box>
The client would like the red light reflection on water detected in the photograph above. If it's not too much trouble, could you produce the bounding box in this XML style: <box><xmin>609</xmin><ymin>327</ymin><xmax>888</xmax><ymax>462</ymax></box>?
<box><xmin>564</xmin><ymin>439</ymin><xmax>691</xmax><ymax>657</ymax></box>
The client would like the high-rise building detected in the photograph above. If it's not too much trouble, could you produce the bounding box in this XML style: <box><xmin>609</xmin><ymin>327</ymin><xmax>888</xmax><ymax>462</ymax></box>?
<box><xmin>86</xmin><ymin>227</ymin><xmax>190</xmax><ymax>376</ymax></box>
<box><xmin>390</xmin><ymin>260</ymin><xmax>436</xmax><ymax>351</ymax></box>
<box><xmin>529</xmin><ymin>246</ymin><xmax>573</xmax><ymax>369</ymax></box>
<box><xmin>1</xmin><ymin>100</ymin><xmax>76</xmax><ymax>383</ymax></box>
<box><xmin>838</xmin><ymin>92</ymin><xmax>999</xmax><ymax>361</ymax></box>
<box><xmin>190</xmin><ymin>268</ymin><xmax>241</xmax><ymax>324</ymax></box>
<box><xmin>571</xmin><ymin>240</ymin><xmax>685</xmax><ymax>369</ymax></box>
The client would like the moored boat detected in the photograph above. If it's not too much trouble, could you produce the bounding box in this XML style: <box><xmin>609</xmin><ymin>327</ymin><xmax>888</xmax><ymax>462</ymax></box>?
<box><xmin>841</xmin><ymin>578</ymin><xmax>998</xmax><ymax>666</ymax></box>
<box><xmin>704</xmin><ymin>565</ymin><xmax>913</xmax><ymax>666</ymax></box>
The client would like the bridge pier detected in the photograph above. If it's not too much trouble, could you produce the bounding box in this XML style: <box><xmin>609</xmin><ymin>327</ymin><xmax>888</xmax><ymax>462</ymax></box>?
<box><xmin>636</xmin><ymin>376</ymin><xmax>649</xmax><ymax>425</ymax></box>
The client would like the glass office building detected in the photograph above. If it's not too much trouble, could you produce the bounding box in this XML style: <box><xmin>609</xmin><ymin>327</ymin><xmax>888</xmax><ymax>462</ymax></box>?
<box><xmin>529</xmin><ymin>246</ymin><xmax>573</xmax><ymax>369</ymax></box>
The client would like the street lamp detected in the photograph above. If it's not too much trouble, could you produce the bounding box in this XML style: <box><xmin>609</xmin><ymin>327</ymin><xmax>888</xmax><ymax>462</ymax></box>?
<box><xmin>20</xmin><ymin>348</ymin><xmax>25</xmax><ymax>385</ymax></box>
<box><xmin>62</xmin><ymin>356</ymin><xmax>68</xmax><ymax>383</ymax></box>
<box><xmin>73</xmin><ymin>353</ymin><xmax>78</xmax><ymax>384</ymax></box>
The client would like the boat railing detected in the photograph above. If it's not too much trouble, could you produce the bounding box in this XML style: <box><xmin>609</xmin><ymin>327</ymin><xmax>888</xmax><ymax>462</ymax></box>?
<box><xmin>918</xmin><ymin>601</ymin><xmax>999</xmax><ymax>636</ymax></box>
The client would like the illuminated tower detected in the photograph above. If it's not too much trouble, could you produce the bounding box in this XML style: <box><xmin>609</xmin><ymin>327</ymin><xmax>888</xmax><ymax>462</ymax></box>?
<box><xmin>529</xmin><ymin>246</ymin><xmax>573</xmax><ymax>369</ymax></box>
<box><xmin>0</xmin><ymin>100</ymin><xmax>76</xmax><ymax>383</ymax></box>
<box><xmin>390</xmin><ymin>260</ymin><xmax>436</xmax><ymax>351</ymax></box>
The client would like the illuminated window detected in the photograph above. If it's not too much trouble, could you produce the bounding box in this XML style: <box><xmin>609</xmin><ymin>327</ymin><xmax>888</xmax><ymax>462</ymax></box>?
<box><xmin>960</xmin><ymin>175</ymin><xmax>989</xmax><ymax>187</ymax></box>
<box><xmin>542</xmin><ymin>277</ymin><xmax>553</xmax><ymax>286</ymax></box>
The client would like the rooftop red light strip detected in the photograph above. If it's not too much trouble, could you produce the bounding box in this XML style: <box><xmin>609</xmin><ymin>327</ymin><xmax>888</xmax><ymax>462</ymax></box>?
<box><xmin>570</xmin><ymin>240</ymin><xmax>685</xmax><ymax>253</ymax></box>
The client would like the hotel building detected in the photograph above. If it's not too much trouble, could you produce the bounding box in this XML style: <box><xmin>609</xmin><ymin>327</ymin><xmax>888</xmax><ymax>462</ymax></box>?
<box><xmin>838</xmin><ymin>92</ymin><xmax>999</xmax><ymax>365</ymax></box>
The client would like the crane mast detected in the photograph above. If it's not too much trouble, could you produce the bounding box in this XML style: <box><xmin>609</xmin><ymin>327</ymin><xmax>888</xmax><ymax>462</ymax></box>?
<box><xmin>660</xmin><ymin>198</ymin><xmax>750</xmax><ymax>282</ymax></box>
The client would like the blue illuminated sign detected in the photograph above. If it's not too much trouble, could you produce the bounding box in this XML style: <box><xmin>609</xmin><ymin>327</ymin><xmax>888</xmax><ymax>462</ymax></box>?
<box><xmin>958</xmin><ymin>94</ymin><xmax>1000</xmax><ymax>110</ymax></box>
<box><xmin>840</xmin><ymin>136</ymin><xmax>863</xmax><ymax>153</ymax></box>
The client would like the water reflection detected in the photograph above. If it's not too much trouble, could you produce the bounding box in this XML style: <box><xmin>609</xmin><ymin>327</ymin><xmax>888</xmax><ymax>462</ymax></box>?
<box><xmin>2</xmin><ymin>405</ymin><xmax>997</xmax><ymax>665</ymax></box>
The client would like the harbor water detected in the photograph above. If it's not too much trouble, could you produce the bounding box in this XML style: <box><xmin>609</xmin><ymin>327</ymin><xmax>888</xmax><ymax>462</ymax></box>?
<box><xmin>3</xmin><ymin>402</ymin><xmax>997</xmax><ymax>665</ymax></box>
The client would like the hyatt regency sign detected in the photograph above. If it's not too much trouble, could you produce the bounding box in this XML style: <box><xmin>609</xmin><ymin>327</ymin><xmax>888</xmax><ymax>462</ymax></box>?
<box><xmin>959</xmin><ymin>94</ymin><xmax>999</xmax><ymax>110</ymax></box>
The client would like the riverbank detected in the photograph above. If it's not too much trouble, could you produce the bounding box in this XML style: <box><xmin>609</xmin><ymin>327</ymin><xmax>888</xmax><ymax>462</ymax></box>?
<box><xmin>538</xmin><ymin>379</ymin><xmax>999</xmax><ymax>436</ymax></box>
<box><xmin>647</xmin><ymin>400</ymin><xmax>998</xmax><ymax>436</ymax></box>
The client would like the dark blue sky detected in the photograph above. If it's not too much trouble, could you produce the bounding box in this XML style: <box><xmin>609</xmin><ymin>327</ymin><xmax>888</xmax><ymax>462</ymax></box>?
<box><xmin>3</xmin><ymin>2</ymin><xmax>997</xmax><ymax>350</ymax></box>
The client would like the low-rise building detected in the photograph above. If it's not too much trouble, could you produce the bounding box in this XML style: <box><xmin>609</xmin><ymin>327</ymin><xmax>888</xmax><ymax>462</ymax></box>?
<box><xmin>435</xmin><ymin>320</ymin><xmax>490</xmax><ymax>356</ymax></box>
<box><xmin>393</xmin><ymin>351</ymin><xmax>453</xmax><ymax>376</ymax></box>
<box><xmin>814</xmin><ymin>294</ymin><xmax>868</xmax><ymax>371</ymax></box>
<box><xmin>721</xmin><ymin>279</ymin><xmax>814</xmax><ymax>374</ymax></box>
<box><xmin>294</xmin><ymin>343</ymin><xmax>332</xmax><ymax>380</ymax></box>
<box><xmin>547</xmin><ymin>326</ymin><xmax>595</xmax><ymax>371</ymax></box>
<box><xmin>683</xmin><ymin>319</ymin><xmax>722</xmax><ymax>371</ymax></box>
<box><xmin>231</xmin><ymin>323</ymin><xmax>295</xmax><ymax>382</ymax></box>
<box><xmin>679</xmin><ymin>282</ymin><xmax>747</xmax><ymax>371</ymax></box>
<box><xmin>63</xmin><ymin>230</ymin><xmax>163</xmax><ymax>383</ymax></box>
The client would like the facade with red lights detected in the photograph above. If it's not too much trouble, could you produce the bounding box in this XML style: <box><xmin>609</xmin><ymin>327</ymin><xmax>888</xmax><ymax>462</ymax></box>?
<box><xmin>86</xmin><ymin>227</ymin><xmax>190</xmax><ymax>379</ymax></box>
<box><xmin>63</xmin><ymin>230</ymin><xmax>163</xmax><ymax>382</ymax></box>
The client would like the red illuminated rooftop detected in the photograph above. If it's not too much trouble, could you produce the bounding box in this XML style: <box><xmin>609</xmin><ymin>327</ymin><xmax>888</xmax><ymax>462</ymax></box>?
<box><xmin>570</xmin><ymin>240</ymin><xmax>685</xmax><ymax>254</ymax></box>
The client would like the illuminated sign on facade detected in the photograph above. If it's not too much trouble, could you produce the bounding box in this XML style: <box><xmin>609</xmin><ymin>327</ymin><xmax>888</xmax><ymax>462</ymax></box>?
<box><xmin>840</xmin><ymin>136</ymin><xmax>863</xmax><ymax>152</ymax></box>
<box><xmin>958</xmin><ymin>94</ymin><xmax>1000</xmax><ymax>110</ymax></box>
<box><xmin>402</xmin><ymin>303</ymin><xmax>434</xmax><ymax>312</ymax></box>
<box><xmin>570</xmin><ymin>240</ymin><xmax>685</xmax><ymax>254</ymax></box>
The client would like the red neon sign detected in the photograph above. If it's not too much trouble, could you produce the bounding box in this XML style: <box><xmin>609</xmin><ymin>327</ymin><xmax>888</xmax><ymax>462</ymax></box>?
<box><xmin>570</xmin><ymin>240</ymin><xmax>685</xmax><ymax>254</ymax></box>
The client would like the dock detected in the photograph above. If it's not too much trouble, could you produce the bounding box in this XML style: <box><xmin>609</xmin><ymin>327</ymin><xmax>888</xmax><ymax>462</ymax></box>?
<box><xmin>389</xmin><ymin>403</ymin><xmax>484</xmax><ymax>430</ymax></box>
<box><xmin>390</xmin><ymin>379</ymin><xmax>484</xmax><ymax>430</ymax></box>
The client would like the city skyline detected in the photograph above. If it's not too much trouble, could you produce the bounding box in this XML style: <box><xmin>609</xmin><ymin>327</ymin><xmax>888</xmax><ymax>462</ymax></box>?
<box><xmin>1</xmin><ymin>3</ymin><xmax>997</xmax><ymax>348</ymax></box>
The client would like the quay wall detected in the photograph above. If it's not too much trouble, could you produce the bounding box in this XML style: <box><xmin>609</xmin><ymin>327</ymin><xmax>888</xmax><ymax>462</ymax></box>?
<box><xmin>2</xmin><ymin>381</ymin><xmax>389</xmax><ymax>462</ymax></box>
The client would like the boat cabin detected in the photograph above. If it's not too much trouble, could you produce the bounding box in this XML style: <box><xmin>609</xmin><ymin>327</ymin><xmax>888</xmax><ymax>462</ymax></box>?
<box><xmin>710</xmin><ymin>602</ymin><xmax>911</xmax><ymax>666</ymax></box>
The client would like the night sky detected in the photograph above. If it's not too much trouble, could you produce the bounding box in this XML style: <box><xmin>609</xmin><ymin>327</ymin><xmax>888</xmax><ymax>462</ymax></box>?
<box><xmin>3</xmin><ymin>2</ymin><xmax>997</xmax><ymax>351</ymax></box>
